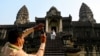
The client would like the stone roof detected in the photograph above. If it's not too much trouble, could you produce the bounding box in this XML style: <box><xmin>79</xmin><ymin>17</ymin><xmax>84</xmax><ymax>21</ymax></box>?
<box><xmin>72</xmin><ymin>21</ymin><xmax>92</xmax><ymax>27</ymax></box>
<box><xmin>48</xmin><ymin>6</ymin><xmax>58</xmax><ymax>12</ymax></box>
<box><xmin>62</xmin><ymin>17</ymin><xmax>71</xmax><ymax>21</ymax></box>
<box><xmin>35</xmin><ymin>17</ymin><xmax>45</xmax><ymax>21</ymax></box>
<box><xmin>0</xmin><ymin>25</ymin><xmax>14</xmax><ymax>28</ymax></box>
<box><xmin>46</xmin><ymin>6</ymin><xmax>61</xmax><ymax>17</ymax></box>
<box><xmin>94</xmin><ymin>24</ymin><xmax>100</xmax><ymax>28</ymax></box>
<box><xmin>0</xmin><ymin>22</ymin><xmax>36</xmax><ymax>28</ymax></box>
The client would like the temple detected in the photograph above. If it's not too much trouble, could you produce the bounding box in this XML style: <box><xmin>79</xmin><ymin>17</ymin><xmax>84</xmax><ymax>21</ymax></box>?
<box><xmin>0</xmin><ymin>3</ymin><xmax>100</xmax><ymax>56</ymax></box>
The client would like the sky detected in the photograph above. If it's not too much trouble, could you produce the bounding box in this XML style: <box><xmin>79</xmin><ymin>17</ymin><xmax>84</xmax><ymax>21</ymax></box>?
<box><xmin>0</xmin><ymin>0</ymin><xmax>100</xmax><ymax>25</ymax></box>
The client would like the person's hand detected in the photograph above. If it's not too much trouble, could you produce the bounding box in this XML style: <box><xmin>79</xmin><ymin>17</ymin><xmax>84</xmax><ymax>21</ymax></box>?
<box><xmin>34</xmin><ymin>23</ymin><xmax>44</xmax><ymax>31</ymax></box>
<box><xmin>40</xmin><ymin>33</ymin><xmax>46</xmax><ymax>43</ymax></box>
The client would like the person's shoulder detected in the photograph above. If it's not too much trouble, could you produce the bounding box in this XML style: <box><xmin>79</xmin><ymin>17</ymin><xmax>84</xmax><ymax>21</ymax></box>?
<box><xmin>15</xmin><ymin>50</ymin><xmax>28</xmax><ymax>56</ymax></box>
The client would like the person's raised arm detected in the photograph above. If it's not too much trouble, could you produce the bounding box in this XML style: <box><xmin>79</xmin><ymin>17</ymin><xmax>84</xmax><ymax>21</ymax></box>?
<box><xmin>22</xmin><ymin>23</ymin><xmax>44</xmax><ymax>38</ymax></box>
<box><xmin>36</xmin><ymin>33</ymin><xmax>46</xmax><ymax>56</ymax></box>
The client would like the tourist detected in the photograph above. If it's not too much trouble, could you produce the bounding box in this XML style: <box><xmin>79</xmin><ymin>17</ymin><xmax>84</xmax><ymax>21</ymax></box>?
<box><xmin>51</xmin><ymin>30</ymin><xmax>56</xmax><ymax>40</ymax></box>
<box><xmin>1</xmin><ymin>23</ymin><xmax>46</xmax><ymax>56</ymax></box>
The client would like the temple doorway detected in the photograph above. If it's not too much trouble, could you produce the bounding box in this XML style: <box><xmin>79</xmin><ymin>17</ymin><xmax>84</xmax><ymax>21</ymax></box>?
<box><xmin>51</xmin><ymin>26</ymin><xmax>56</xmax><ymax>32</ymax></box>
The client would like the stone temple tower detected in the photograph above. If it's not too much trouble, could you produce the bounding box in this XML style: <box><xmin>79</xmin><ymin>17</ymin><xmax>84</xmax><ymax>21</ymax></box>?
<box><xmin>14</xmin><ymin>5</ymin><xmax>29</xmax><ymax>25</ymax></box>
<box><xmin>79</xmin><ymin>3</ymin><xmax>96</xmax><ymax>23</ymax></box>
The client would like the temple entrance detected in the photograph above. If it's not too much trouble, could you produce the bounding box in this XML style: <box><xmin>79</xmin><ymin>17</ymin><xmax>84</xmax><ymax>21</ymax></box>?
<box><xmin>51</xmin><ymin>26</ymin><xmax>56</xmax><ymax>32</ymax></box>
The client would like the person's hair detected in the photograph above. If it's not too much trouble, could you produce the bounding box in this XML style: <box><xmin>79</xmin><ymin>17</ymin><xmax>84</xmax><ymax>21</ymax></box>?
<box><xmin>8</xmin><ymin>28</ymin><xmax>23</xmax><ymax>44</ymax></box>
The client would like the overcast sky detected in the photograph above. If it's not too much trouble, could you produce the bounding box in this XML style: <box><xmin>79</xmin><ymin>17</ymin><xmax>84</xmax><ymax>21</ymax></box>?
<box><xmin>0</xmin><ymin>0</ymin><xmax>100</xmax><ymax>24</ymax></box>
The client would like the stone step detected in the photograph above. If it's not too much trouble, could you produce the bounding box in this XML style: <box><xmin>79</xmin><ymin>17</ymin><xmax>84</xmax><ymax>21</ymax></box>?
<box><xmin>45</xmin><ymin>51</ymin><xmax>64</xmax><ymax>53</ymax></box>
<box><xmin>44</xmin><ymin>53</ymin><xmax>65</xmax><ymax>56</ymax></box>
<box><xmin>44</xmin><ymin>34</ymin><xmax>65</xmax><ymax>56</ymax></box>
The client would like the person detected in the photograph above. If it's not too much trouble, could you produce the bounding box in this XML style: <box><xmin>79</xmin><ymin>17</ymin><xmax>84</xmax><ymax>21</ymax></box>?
<box><xmin>1</xmin><ymin>23</ymin><xmax>46</xmax><ymax>56</ymax></box>
<box><xmin>51</xmin><ymin>30</ymin><xmax>56</xmax><ymax>40</ymax></box>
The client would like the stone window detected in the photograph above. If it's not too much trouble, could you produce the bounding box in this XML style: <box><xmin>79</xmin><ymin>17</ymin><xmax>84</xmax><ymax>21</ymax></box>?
<box><xmin>0</xmin><ymin>32</ymin><xmax>2</xmax><ymax>38</ymax></box>
<box><xmin>97</xmin><ymin>32</ymin><xmax>100</xmax><ymax>37</ymax></box>
<box><xmin>75</xmin><ymin>31</ymin><xmax>81</xmax><ymax>38</ymax></box>
<box><xmin>85</xmin><ymin>31</ymin><xmax>90</xmax><ymax>37</ymax></box>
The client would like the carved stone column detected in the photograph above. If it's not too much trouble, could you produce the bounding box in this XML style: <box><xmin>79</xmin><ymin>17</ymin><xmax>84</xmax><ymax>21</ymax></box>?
<box><xmin>78</xmin><ymin>46</ymin><xmax>86</xmax><ymax>56</ymax></box>
<box><xmin>59</xmin><ymin>18</ymin><xmax>62</xmax><ymax>32</ymax></box>
<box><xmin>92</xmin><ymin>46</ymin><xmax>96</xmax><ymax>56</ymax></box>
<box><xmin>46</xmin><ymin>18</ymin><xmax>48</xmax><ymax>32</ymax></box>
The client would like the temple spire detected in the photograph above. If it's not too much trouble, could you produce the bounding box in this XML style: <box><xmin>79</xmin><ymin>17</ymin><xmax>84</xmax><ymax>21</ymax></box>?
<box><xmin>79</xmin><ymin>3</ymin><xmax>96</xmax><ymax>23</ymax></box>
<box><xmin>14</xmin><ymin>5</ymin><xmax>29</xmax><ymax>25</ymax></box>
<box><xmin>46</xmin><ymin>6</ymin><xmax>61</xmax><ymax>17</ymax></box>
